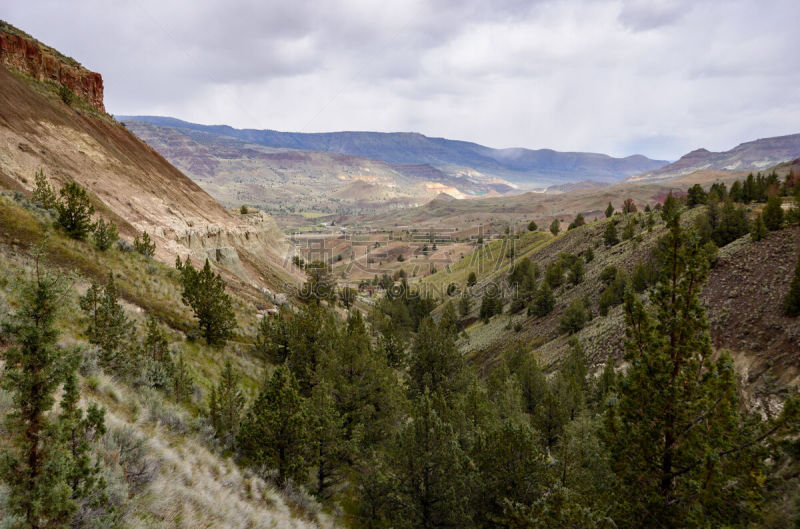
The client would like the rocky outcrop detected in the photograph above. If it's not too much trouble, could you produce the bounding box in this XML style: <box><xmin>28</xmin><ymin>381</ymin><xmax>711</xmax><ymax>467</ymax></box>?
<box><xmin>0</xmin><ymin>22</ymin><xmax>104</xmax><ymax>113</ymax></box>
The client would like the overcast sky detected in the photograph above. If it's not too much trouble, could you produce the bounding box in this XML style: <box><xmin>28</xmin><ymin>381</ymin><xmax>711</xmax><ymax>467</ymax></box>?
<box><xmin>5</xmin><ymin>0</ymin><xmax>800</xmax><ymax>160</ymax></box>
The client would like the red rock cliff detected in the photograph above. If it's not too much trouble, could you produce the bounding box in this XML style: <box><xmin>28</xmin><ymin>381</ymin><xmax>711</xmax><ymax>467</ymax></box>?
<box><xmin>0</xmin><ymin>27</ymin><xmax>105</xmax><ymax>113</ymax></box>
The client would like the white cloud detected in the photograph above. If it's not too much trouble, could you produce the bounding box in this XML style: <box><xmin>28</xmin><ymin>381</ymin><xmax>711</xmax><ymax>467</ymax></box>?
<box><xmin>4</xmin><ymin>0</ymin><xmax>800</xmax><ymax>160</ymax></box>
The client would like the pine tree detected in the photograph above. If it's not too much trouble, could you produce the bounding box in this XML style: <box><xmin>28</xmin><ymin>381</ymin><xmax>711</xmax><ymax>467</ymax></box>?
<box><xmin>56</xmin><ymin>181</ymin><xmax>95</xmax><ymax>240</ymax></box>
<box><xmin>1</xmin><ymin>262</ymin><xmax>77</xmax><ymax>528</ymax></box>
<box><xmin>58</xmin><ymin>371</ymin><xmax>107</xmax><ymax>513</ymax></box>
<box><xmin>528</xmin><ymin>282</ymin><xmax>555</xmax><ymax>317</ymax></box>
<box><xmin>238</xmin><ymin>364</ymin><xmax>310</xmax><ymax>485</ymax></box>
<box><xmin>387</xmin><ymin>390</ymin><xmax>472</xmax><ymax>529</ymax></box>
<box><xmin>31</xmin><ymin>168</ymin><xmax>58</xmax><ymax>210</ymax></box>
<box><xmin>784</xmin><ymin>251</ymin><xmax>800</xmax><ymax>317</ymax></box>
<box><xmin>208</xmin><ymin>359</ymin><xmax>246</xmax><ymax>448</ymax></box>
<box><xmin>302</xmin><ymin>260</ymin><xmax>335</xmax><ymax>302</ymax></box>
<box><xmin>763</xmin><ymin>194</ymin><xmax>784</xmax><ymax>230</ymax></box>
<box><xmin>603</xmin><ymin>214</ymin><xmax>800</xmax><ymax>528</ymax></box>
<box><xmin>407</xmin><ymin>317</ymin><xmax>468</xmax><ymax>398</ymax></box>
<box><xmin>180</xmin><ymin>259</ymin><xmax>237</xmax><ymax>346</ymax></box>
<box><xmin>750</xmin><ymin>212</ymin><xmax>767</xmax><ymax>241</ymax></box>
<box><xmin>92</xmin><ymin>218</ymin><xmax>118</xmax><ymax>251</ymax></box>
<box><xmin>252</xmin><ymin>308</ymin><xmax>291</xmax><ymax>364</ymax></box>
<box><xmin>603</xmin><ymin>219</ymin><xmax>619</xmax><ymax>247</ymax></box>
<box><xmin>133</xmin><ymin>231</ymin><xmax>156</xmax><ymax>257</ymax></box>
<box><xmin>605</xmin><ymin>202</ymin><xmax>615</xmax><ymax>218</ymax></box>
<box><xmin>550</xmin><ymin>219</ymin><xmax>560</xmax><ymax>236</ymax></box>
<box><xmin>79</xmin><ymin>272</ymin><xmax>133</xmax><ymax>371</ymax></box>
<box><xmin>558</xmin><ymin>298</ymin><xmax>588</xmax><ymax>335</ymax></box>
<box><xmin>439</xmin><ymin>300</ymin><xmax>460</xmax><ymax>336</ymax></box>
<box><xmin>661</xmin><ymin>191</ymin><xmax>678</xmax><ymax>221</ymax></box>
<box><xmin>308</xmin><ymin>381</ymin><xmax>348</xmax><ymax>498</ymax></box>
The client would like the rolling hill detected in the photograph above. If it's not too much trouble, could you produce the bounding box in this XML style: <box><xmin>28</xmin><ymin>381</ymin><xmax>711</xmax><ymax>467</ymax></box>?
<box><xmin>630</xmin><ymin>133</ymin><xmax>800</xmax><ymax>181</ymax></box>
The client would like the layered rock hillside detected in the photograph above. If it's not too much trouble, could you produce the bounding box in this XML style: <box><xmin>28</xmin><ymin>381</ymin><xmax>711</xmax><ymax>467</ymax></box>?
<box><xmin>0</xmin><ymin>28</ymin><xmax>298</xmax><ymax>295</ymax></box>
<box><xmin>0</xmin><ymin>20</ymin><xmax>104</xmax><ymax>112</ymax></box>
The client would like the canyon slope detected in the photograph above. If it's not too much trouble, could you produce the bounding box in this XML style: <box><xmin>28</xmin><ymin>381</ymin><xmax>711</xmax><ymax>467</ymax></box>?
<box><xmin>0</xmin><ymin>23</ymin><xmax>297</xmax><ymax>294</ymax></box>
<box><xmin>120</xmin><ymin>115</ymin><xmax>669</xmax><ymax>190</ymax></box>
<box><xmin>630</xmin><ymin>133</ymin><xmax>800</xmax><ymax>181</ymax></box>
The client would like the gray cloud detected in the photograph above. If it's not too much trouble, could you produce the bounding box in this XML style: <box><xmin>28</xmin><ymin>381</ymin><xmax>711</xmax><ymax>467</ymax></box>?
<box><xmin>4</xmin><ymin>0</ymin><xmax>800</xmax><ymax>160</ymax></box>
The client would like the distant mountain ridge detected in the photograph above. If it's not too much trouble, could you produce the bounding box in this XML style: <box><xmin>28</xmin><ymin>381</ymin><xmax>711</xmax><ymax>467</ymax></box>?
<box><xmin>118</xmin><ymin>115</ymin><xmax>669</xmax><ymax>186</ymax></box>
<box><xmin>630</xmin><ymin>133</ymin><xmax>800</xmax><ymax>181</ymax></box>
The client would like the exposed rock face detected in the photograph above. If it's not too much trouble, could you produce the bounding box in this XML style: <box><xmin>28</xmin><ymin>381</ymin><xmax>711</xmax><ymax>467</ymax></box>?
<box><xmin>0</xmin><ymin>23</ymin><xmax>105</xmax><ymax>113</ymax></box>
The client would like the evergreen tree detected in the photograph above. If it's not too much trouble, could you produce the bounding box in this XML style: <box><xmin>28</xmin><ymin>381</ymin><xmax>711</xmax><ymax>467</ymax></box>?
<box><xmin>79</xmin><ymin>272</ymin><xmax>133</xmax><ymax>371</ymax></box>
<box><xmin>661</xmin><ymin>191</ymin><xmax>678</xmax><ymax>221</ymax></box>
<box><xmin>1</xmin><ymin>263</ymin><xmax>77</xmax><ymax>528</ymax></box>
<box><xmin>31</xmin><ymin>168</ymin><xmax>58</xmax><ymax>210</ymax></box>
<box><xmin>784</xmin><ymin>251</ymin><xmax>800</xmax><ymax>317</ymax></box>
<box><xmin>439</xmin><ymin>300</ymin><xmax>460</xmax><ymax>336</ymax></box>
<box><xmin>308</xmin><ymin>381</ymin><xmax>348</xmax><ymax>498</ymax></box>
<box><xmin>603</xmin><ymin>214</ymin><xmax>799</xmax><ymax>528</ymax></box>
<box><xmin>686</xmin><ymin>184</ymin><xmax>707</xmax><ymax>206</ymax></box>
<box><xmin>58</xmin><ymin>371</ymin><xmax>107</xmax><ymax>513</ymax></box>
<box><xmin>303</xmin><ymin>260</ymin><xmax>335</xmax><ymax>302</ymax></box>
<box><xmin>605</xmin><ymin>202</ymin><xmax>614</xmax><ymax>218</ymax></box>
<box><xmin>527</xmin><ymin>220</ymin><xmax>538</xmax><ymax>231</ymax></box>
<box><xmin>252</xmin><ymin>308</ymin><xmax>291</xmax><ymax>364</ymax></box>
<box><xmin>558</xmin><ymin>299</ymin><xmax>588</xmax><ymax>335</ymax></box>
<box><xmin>238</xmin><ymin>364</ymin><xmax>310</xmax><ymax>485</ymax></box>
<box><xmin>407</xmin><ymin>317</ymin><xmax>468</xmax><ymax>398</ymax></box>
<box><xmin>751</xmin><ymin>213</ymin><xmax>767</xmax><ymax>241</ymax></box>
<box><xmin>528</xmin><ymin>282</ymin><xmax>555</xmax><ymax>317</ymax></box>
<box><xmin>763</xmin><ymin>194</ymin><xmax>784</xmax><ymax>230</ymax></box>
<box><xmin>208</xmin><ymin>359</ymin><xmax>246</xmax><ymax>448</ymax></box>
<box><xmin>133</xmin><ymin>231</ymin><xmax>156</xmax><ymax>257</ymax></box>
<box><xmin>387</xmin><ymin>391</ymin><xmax>472</xmax><ymax>529</ymax></box>
<box><xmin>92</xmin><ymin>218</ymin><xmax>118</xmax><ymax>251</ymax></box>
<box><xmin>631</xmin><ymin>263</ymin><xmax>649</xmax><ymax>293</ymax></box>
<box><xmin>467</xmin><ymin>271</ymin><xmax>478</xmax><ymax>287</ymax></box>
<box><xmin>55</xmin><ymin>181</ymin><xmax>95</xmax><ymax>240</ymax></box>
<box><xmin>603</xmin><ymin>219</ymin><xmax>619</xmax><ymax>247</ymax></box>
<box><xmin>180</xmin><ymin>259</ymin><xmax>237</xmax><ymax>346</ymax></box>
<box><xmin>550</xmin><ymin>219</ymin><xmax>560</xmax><ymax>236</ymax></box>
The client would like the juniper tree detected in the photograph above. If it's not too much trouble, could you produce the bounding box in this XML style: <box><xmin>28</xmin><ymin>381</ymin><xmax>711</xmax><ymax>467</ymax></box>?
<box><xmin>1</xmin><ymin>262</ymin><xmax>77</xmax><ymax>528</ymax></box>
<box><xmin>467</xmin><ymin>271</ymin><xmax>477</xmax><ymax>287</ymax></box>
<box><xmin>527</xmin><ymin>220</ymin><xmax>538</xmax><ymax>231</ymax></box>
<box><xmin>237</xmin><ymin>364</ymin><xmax>310</xmax><ymax>485</ymax></box>
<box><xmin>79</xmin><ymin>272</ymin><xmax>133</xmax><ymax>371</ymax></box>
<box><xmin>458</xmin><ymin>292</ymin><xmax>473</xmax><ymax>317</ymax></box>
<box><xmin>387</xmin><ymin>390</ymin><xmax>472</xmax><ymax>529</ymax></box>
<box><xmin>603</xmin><ymin>219</ymin><xmax>619</xmax><ymax>247</ymax></box>
<box><xmin>407</xmin><ymin>317</ymin><xmax>468</xmax><ymax>399</ymax></box>
<box><xmin>133</xmin><ymin>231</ymin><xmax>156</xmax><ymax>257</ymax></box>
<box><xmin>92</xmin><ymin>218</ymin><xmax>118</xmax><ymax>251</ymax></box>
<box><xmin>528</xmin><ymin>282</ymin><xmax>555</xmax><ymax>317</ymax></box>
<box><xmin>550</xmin><ymin>218</ymin><xmax>560</xmax><ymax>236</ymax></box>
<box><xmin>31</xmin><ymin>169</ymin><xmax>58</xmax><ymax>210</ymax></box>
<box><xmin>180</xmin><ymin>259</ymin><xmax>237</xmax><ymax>346</ymax></box>
<box><xmin>56</xmin><ymin>181</ymin><xmax>95</xmax><ymax>240</ymax></box>
<box><xmin>208</xmin><ymin>359</ymin><xmax>246</xmax><ymax>447</ymax></box>
<box><xmin>605</xmin><ymin>202</ymin><xmax>614</xmax><ymax>218</ymax></box>
<box><xmin>763</xmin><ymin>194</ymin><xmax>784</xmax><ymax>230</ymax></box>
<box><xmin>603</xmin><ymin>214</ymin><xmax>800</xmax><ymax>528</ymax></box>
<box><xmin>252</xmin><ymin>308</ymin><xmax>291</xmax><ymax>364</ymax></box>
<box><xmin>784</xmin><ymin>251</ymin><xmax>800</xmax><ymax>317</ymax></box>
<box><xmin>58</xmin><ymin>371</ymin><xmax>107</xmax><ymax>514</ymax></box>
<box><xmin>751</xmin><ymin>212</ymin><xmax>767</xmax><ymax>241</ymax></box>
